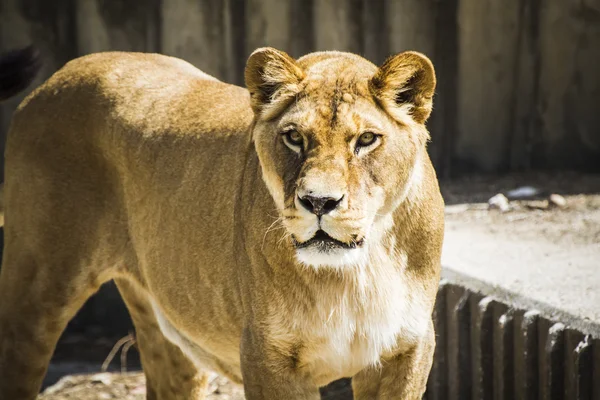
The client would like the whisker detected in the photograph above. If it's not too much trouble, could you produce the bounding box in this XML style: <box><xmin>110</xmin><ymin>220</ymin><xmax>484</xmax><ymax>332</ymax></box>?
<box><xmin>277</xmin><ymin>231</ymin><xmax>292</xmax><ymax>248</ymax></box>
<box><xmin>262</xmin><ymin>216</ymin><xmax>285</xmax><ymax>250</ymax></box>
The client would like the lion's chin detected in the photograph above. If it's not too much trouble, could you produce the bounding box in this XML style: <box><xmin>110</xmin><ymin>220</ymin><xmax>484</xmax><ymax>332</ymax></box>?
<box><xmin>294</xmin><ymin>246</ymin><xmax>368</xmax><ymax>268</ymax></box>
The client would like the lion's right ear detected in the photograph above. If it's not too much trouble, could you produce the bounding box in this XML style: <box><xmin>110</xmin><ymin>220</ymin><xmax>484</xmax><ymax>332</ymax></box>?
<box><xmin>245</xmin><ymin>47</ymin><xmax>305</xmax><ymax>118</ymax></box>
<box><xmin>369</xmin><ymin>51</ymin><xmax>436</xmax><ymax>124</ymax></box>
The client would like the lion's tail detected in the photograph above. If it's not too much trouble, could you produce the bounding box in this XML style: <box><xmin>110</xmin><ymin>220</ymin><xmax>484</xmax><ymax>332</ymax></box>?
<box><xmin>0</xmin><ymin>46</ymin><xmax>41</xmax><ymax>227</ymax></box>
<box><xmin>0</xmin><ymin>183</ymin><xmax>4</xmax><ymax>227</ymax></box>
<box><xmin>0</xmin><ymin>46</ymin><xmax>41</xmax><ymax>102</ymax></box>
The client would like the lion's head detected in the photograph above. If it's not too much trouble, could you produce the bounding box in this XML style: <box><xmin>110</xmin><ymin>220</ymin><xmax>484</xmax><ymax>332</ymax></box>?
<box><xmin>245</xmin><ymin>48</ymin><xmax>436</xmax><ymax>268</ymax></box>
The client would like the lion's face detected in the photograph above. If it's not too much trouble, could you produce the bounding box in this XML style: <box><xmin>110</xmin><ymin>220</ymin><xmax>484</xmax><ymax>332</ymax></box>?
<box><xmin>246</xmin><ymin>49</ymin><xmax>436</xmax><ymax>268</ymax></box>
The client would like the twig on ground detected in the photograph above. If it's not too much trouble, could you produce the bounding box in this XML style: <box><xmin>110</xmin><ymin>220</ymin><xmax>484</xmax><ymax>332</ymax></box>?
<box><xmin>101</xmin><ymin>333</ymin><xmax>136</xmax><ymax>373</ymax></box>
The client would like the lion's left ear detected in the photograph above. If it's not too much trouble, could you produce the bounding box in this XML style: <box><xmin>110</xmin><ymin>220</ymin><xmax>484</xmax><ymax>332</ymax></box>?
<box><xmin>245</xmin><ymin>47</ymin><xmax>305</xmax><ymax>118</ymax></box>
<box><xmin>369</xmin><ymin>51</ymin><xmax>436</xmax><ymax>124</ymax></box>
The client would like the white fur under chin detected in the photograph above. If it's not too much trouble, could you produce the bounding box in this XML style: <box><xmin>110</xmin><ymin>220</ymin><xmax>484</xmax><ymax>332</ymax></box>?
<box><xmin>295</xmin><ymin>246</ymin><xmax>369</xmax><ymax>268</ymax></box>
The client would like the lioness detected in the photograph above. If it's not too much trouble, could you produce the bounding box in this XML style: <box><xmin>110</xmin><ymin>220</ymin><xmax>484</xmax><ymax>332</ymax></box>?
<box><xmin>0</xmin><ymin>47</ymin><xmax>444</xmax><ymax>399</ymax></box>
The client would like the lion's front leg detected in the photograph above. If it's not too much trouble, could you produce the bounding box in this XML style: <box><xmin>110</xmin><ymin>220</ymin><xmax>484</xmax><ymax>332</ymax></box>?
<box><xmin>240</xmin><ymin>327</ymin><xmax>321</xmax><ymax>400</ymax></box>
<box><xmin>352</xmin><ymin>322</ymin><xmax>435</xmax><ymax>400</ymax></box>
<box><xmin>115</xmin><ymin>279</ymin><xmax>210</xmax><ymax>400</ymax></box>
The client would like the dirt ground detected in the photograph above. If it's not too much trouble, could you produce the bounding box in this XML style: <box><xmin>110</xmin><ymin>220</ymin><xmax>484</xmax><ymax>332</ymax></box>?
<box><xmin>441</xmin><ymin>172</ymin><xmax>600</xmax><ymax>246</ymax></box>
<box><xmin>39</xmin><ymin>333</ymin><xmax>351</xmax><ymax>399</ymax></box>
<box><xmin>39</xmin><ymin>334</ymin><xmax>250</xmax><ymax>400</ymax></box>
<box><xmin>39</xmin><ymin>372</ymin><xmax>244</xmax><ymax>400</ymax></box>
<box><xmin>38</xmin><ymin>172</ymin><xmax>600</xmax><ymax>399</ymax></box>
<box><xmin>39</xmin><ymin>370</ymin><xmax>351</xmax><ymax>400</ymax></box>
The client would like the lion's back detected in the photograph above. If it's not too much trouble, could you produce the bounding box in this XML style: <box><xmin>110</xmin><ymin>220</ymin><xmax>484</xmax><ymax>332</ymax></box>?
<box><xmin>7</xmin><ymin>51</ymin><xmax>254</xmax><ymax>187</ymax></box>
<box><xmin>18</xmin><ymin>51</ymin><xmax>251</xmax><ymax>136</ymax></box>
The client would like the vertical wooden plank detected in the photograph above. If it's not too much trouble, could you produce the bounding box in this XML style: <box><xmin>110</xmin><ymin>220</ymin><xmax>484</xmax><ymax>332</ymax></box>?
<box><xmin>386</xmin><ymin>0</ymin><xmax>436</xmax><ymax>56</ymax></box>
<box><xmin>288</xmin><ymin>0</ymin><xmax>315</xmax><ymax>58</ymax></box>
<box><xmin>446</xmin><ymin>286</ymin><xmax>471</xmax><ymax>400</ymax></box>
<box><xmin>430</xmin><ymin>0</ymin><xmax>459</xmax><ymax>178</ymax></box>
<box><xmin>471</xmin><ymin>297</ymin><xmax>494</xmax><ymax>400</ymax></box>
<box><xmin>534</xmin><ymin>0</ymin><xmax>600</xmax><ymax>170</ymax></box>
<box><xmin>360</xmin><ymin>0</ymin><xmax>387</xmax><ymax>65</ymax></box>
<box><xmin>564</xmin><ymin>330</ymin><xmax>584</xmax><ymax>400</ymax></box>
<box><xmin>456</xmin><ymin>0</ymin><xmax>521</xmax><ymax>172</ymax></box>
<box><xmin>514</xmin><ymin>310</ymin><xmax>539</xmax><ymax>400</ymax></box>
<box><xmin>0</xmin><ymin>1</ymin><xmax>38</xmax><ymax>51</ymax></box>
<box><xmin>508</xmin><ymin>0</ymin><xmax>540</xmax><ymax>170</ymax></box>
<box><xmin>427</xmin><ymin>281</ymin><xmax>449</xmax><ymax>400</ymax></box>
<box><xmin>593</xmin><ymin>338</ymin><xmax>600</xmax><ymax>400</ymax></box>
<box><xmin>494</xmin><ymin>309</ymin><xmax>514</xmax><ymax>400</ymax></box>
<box><xmin>245</xmin><ymin>0</ymin><xmax>291</xmax><ymax>53</ymax></box>
<box><xmin>244</xmin><ymin>0</ymin><xmax>317</xmax><ymax>64</ymax></box>
<box><xmin>544</xmin><ymin>323</ymin><xmax>566</xmax><ymax>400</ymax></box>
<box><xmin>571</xmin><ymin>333</ymin><xmax>592</xmax><ymax>400</ymax></box>
<box><xmin>538</xmin><ymin>318</ymin><xmax>551</xmax><ymax>400</ymax></box>
<box><xmin>313</xmin><ymin>0</ymin><xmax>363</xmax><ymax>53</ymax></box>
<box><xmin>76</xmin><ymin>0</ymin><xmax>161</xmax><ymax>55</ymax></box>
<box><xmin>161</xmin><ymin>0</ymin><xmax>233</xmax><ymax>81</ymax></box>
<box><xmin>226</xmin><ymin>0</ymin><xmax>247</xmax><ymax>85</ymax></box>
<box><xmin>570</xmin><ymin>0</ymin><xmax>600</xmax><ymax>167</ymax></box>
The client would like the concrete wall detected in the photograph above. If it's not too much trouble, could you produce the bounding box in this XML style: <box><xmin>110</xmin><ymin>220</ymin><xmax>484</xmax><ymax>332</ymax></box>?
<box><xmin>1</xmin><ymin>0</ymin><xmax>599</xmax><ymax>176</ymax></box>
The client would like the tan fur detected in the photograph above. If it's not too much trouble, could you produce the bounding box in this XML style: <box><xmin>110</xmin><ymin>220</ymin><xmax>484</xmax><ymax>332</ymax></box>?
<box><xmin>0</xmin><ymin>48</ymin><xmax>444</xmax><ymax>399</ymax></box>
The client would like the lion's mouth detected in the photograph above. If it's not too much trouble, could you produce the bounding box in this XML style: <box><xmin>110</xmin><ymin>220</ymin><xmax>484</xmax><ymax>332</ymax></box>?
<box><xmin>292</xmin><ymin>230</ymin><xmax>364</xmax><ymax>251</ymax></box>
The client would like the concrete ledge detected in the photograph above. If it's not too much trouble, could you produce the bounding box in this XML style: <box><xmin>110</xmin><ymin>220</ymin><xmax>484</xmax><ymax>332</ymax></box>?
<box><xmin>442</xmin><ymin>208</ymin><xmax>600</xmax><ymax>339</ymax></box>
<box><xmin>441</xmin><ymin>267</ymin><xmax>600</xmax><ymax>339</ymax></box>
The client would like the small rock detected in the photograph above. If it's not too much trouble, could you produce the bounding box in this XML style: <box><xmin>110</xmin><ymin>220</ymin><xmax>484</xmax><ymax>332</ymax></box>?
<box><xmin>548</xmin><ymin>193</ymin><xmax>567</xmax><ymax>208</ymax></box>
<box><xmin>90</xmin><ymin>372</ymin><xmax>113</xmax><ymax>385</ymax></box>
<box><xmin>488</xmin><ymin>193</ymin><xmax>510</xmax><ymax>212</ymax></box>
<box><xmin>130</xmin><ymin>384</ymin><xmax>147</xmax><ymax>394</ymax></box>
<box><xmin>444</xmin><ymin>204</ymin><xmax>470</xmax><ymax>214</ymax></box>
<box><xmin>525</xmin><ymin>200</ymin><xmax>549</xmax><ymax>210</ymax></box>
<box><xmin>41</xmin><ymin>376</ymin><xmax>78</xmax><ymax>395</ymax></box>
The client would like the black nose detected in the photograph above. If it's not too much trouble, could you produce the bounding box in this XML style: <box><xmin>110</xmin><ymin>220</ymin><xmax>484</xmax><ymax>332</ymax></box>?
<box><xmin>298</xmin><ymin>195</ymin><xmax>343</xmax><ymax>216</ymax></box>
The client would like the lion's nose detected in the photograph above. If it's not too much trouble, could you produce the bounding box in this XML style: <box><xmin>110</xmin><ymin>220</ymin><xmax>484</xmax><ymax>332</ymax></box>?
<box><xmin>298</xmin><ymin>195</ymin><xmax>343</xmax><ymax>216</ymax></box>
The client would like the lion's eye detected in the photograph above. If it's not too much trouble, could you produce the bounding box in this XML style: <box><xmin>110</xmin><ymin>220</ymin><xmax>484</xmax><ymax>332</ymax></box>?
<box><xmin>357</xmin><ymin>132</ymin><xmax>377</xmax><ymax>147</ymax></box>
<box><xmin>284</xmin><ymin>130</ymin><xmax>303</xmax><ymax>147</ymax></box>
